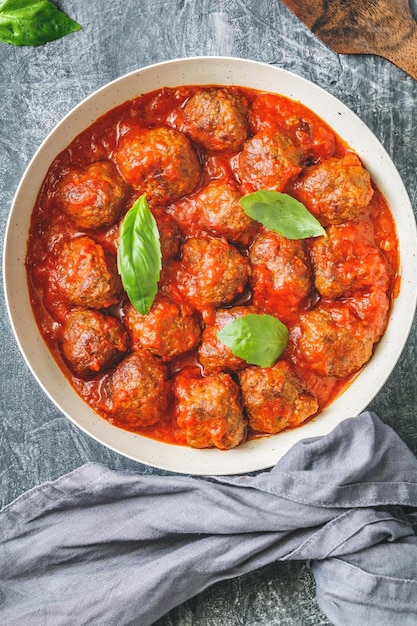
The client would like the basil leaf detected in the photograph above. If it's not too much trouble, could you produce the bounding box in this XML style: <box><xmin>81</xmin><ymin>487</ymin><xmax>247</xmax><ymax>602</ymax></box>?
<box><xmin>117</xmin><ymin>195</ymin><xmax>162</xmax><ymax>316</ymax></box>
<box><xmin>217</xmin><ymin>313</ymin><xmax>288</xmax><ymax>367</ymax></box>
<box><xmin>240</xmin><ymin>190</ymin><xmax>326</xmax><ymax>239</ymax></box>
<box><xmin>0</xmin><ymin>0</ymin><xmax>81</xmax><ymax>46</ymax></box>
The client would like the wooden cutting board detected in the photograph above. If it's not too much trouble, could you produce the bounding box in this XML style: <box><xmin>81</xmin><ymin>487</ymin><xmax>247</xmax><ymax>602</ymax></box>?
<box><xmin>280</xmin><ymin>0</ymin><xmax>417</xmax><ymax>80</ymax></box>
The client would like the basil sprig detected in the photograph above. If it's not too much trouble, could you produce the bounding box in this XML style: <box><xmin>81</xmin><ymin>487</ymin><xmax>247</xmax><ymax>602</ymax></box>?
<box><xmin>217</xmin><ymin>313</ymin><xmax>288</xmax><ymax>368</ymax></box>
<box><xmin>0</xmin><ymin>0</ymin><xmax>81</xmax><ymax>46</ymax></box>
<box><xmin>117</xmin><ymin>195</ymin><xmax>162</xmax><ymax>316</ymax></box>
<box><xmin>240</xmin><ymin>190</ymin><xmax>326</xmax><ymax>239</ymax></box>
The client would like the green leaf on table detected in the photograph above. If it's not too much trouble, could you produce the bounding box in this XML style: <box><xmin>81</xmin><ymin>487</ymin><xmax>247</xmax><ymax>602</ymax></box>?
<box><xmin>240</xmin><ymin>189</ymin><xmax>326</xmax><ymax>239</ymax></box>
<box><xmin>117</xmin><ymin>194</ymin><xmax>162</xmax><ymax>316</ymax></box>
<box><xmin>0</xmin><ymin>0</ymin><xmax>81</xmax><ymax>46</ymax></box>
<box><xmin>217</xmin><ymin>313</ymin><xmax>288</xmax><ymax>368</ymax></box>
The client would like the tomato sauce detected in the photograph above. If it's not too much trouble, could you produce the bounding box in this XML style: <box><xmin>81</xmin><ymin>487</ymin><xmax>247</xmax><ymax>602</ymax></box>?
<box><xmin>26</xmin><ymin>84</ymin><xmax>400</xmax><ymax>449</ymax></box>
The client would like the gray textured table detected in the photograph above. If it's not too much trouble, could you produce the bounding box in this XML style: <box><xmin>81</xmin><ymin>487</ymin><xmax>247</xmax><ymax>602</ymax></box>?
<box><xmin>1</xmin><ymin>1</ymin><xmax>416</xmax><ymax>624</ymax></box>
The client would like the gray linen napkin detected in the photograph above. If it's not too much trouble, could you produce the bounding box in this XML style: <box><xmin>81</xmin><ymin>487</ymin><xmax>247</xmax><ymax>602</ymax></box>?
<box><xmin>1</xmin><ymin>411</ymin><xmax>416</xmax><ymax>626</ymax></box>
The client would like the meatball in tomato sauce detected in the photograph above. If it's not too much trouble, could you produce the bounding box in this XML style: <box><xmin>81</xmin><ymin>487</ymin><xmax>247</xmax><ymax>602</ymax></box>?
<box><xmin>249</xmin><ymin>230</ymin><xmax>312</xmax><ymax>321</ymax></box>
<box><xmin>292</xmin><ymin>153</ymin><xmax>373</xmax><ymax>225</ymax></box>
<box><xmin>249</xmin><ymin>93</ymin><xmax>337</xmax><ymax>162</ymax></box>
<box><xmin>123</xmin><ymin>294</ymin><xmax>201</xmax><ymax>361</ymax></box>
<box><xmin>239</xmin><ymin>361</ymin><xmax>318</xmax><ymax>434</ymax></box>
<box><xmin>181</xmin><ymin>87</ymin><xmax>249</xmax><ymax>153</ymax></box>
<box><xmin>173</xmin><ymin>370</ymin><xmax>247</xmax><ymax>449</ymax></box>
<box><xmin>193</xmin><ymin>180</ymin><xmax>259</xmax><ymax>245</ymax></box>
<box><xmin>295</xmin><ymin>304</ymin><xmax>376</xmax><ymax>378</ymax></box>
<box><xmin>60</xmin><ymin>309</ymin><xmax>129</xmax><ymax>377</ymax></box>
<box><xmin>237</xmin><ymin>129</ymin><xmax>303</xmax><ymax>192</ymax></box>
<box><xmin>199</xmin><ymin>306</ymin><xmax>256</xmax><ymax>374</ymax></box>
<box><xmin>348</xmin><ymin>288</ymin><xmax>390</xmax><ymax>344</ymax></box>
<box><xmin>101</xmin><ymin>351</ymin><xmax>168</xmax><ymax>428</ymax></box>
<box><xmin>176</xmin><ymin>237</ymin><xmax>250</xmax><ymax>314</ymax></box>
<box><xmin>310</xmin><ymin>221</ymin><xmax>390</xmax><ymax>299</ymax></box>
<box><xmin>55</xmin><ymin>236</ymin><xmax>123</xmax><ymax>309</ymax></box>
<box><xmin>56</xmin><ymin>160</ymin><xmax>129</xmax><ymax>230</ymax></box>
<box><xmin>114</xmin><ymin>124</ymin><xmax>201</xmax><ymax>205</ymax></box>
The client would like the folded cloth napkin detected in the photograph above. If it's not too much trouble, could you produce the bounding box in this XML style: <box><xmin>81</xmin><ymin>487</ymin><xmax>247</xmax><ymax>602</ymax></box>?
<box><xmin>1</xmin><ymin>411</ymin><xmax>416</xmax><ymax>626</ymax></box>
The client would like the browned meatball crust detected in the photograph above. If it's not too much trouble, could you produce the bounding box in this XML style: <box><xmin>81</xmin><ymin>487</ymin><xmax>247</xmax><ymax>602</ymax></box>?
<box><xmin>114</xmin><ymin>125</ymin><xmax>201</xmax><ymax>205</ymax></box>
<box><xmin>249</xmin><ymin>231</ymin><xmax>312</xmax><ymax>320</ymax></box>
<box><xmin>173</xmin><ymin>371</ymin><xmax>247</xmax><ymax>449</ymax></box>
<box><xmin>56</xmin><ymin>161</ymin><xmax>129</xmax><ymax>229</ymax></box>
<box><xmin>194</xmin><ymin>180</ymin><xmax>259</xmax><ymax>245</ymax></box>
<box><xmin>292</xmin><ymin>153</ymin><xmax>373</xmax><ymax>225</ymax></box>
<box><xmin>239</xmin><ymin>361</ymin><xmax>318</xmax><ymax>434</ymax></box>
<box><xmin>55</xmin><ymin>236</ymin><xmax>123</xmax><ymax>308</ymax></box>
<box><xmin>60</xmin><ymin>309</ymin><xmax>129</xmax><ymax>377</ymax></box>
<box><xmin>182</xmin><ymin>88</ymin><xmax>249</xmax><ymax>153</ymax></box>
<box><xmin>310</xmin><ymin>220</ymin><xmax>390</xmax><ymax>298</ymax></box>
<box><xmin>102</xmin><ymin>351</ymin><xmax>168</xmax><ymax>428</ymax></box>
<box><xmin>123</xmin><ymin>294</ymin><xmax>201</xmax><ymax>361</ymax></box>
<box><xmin>179</xmin><ymin>237</ymin><xmax>250</xmax><ymax>312</ymax></box>
<box><xmin>238</xmin><ymin>129</ymin><xmax>303</xmax><ymax>192</ymax></box>
<box><xmin>295</xmin><ymin>305</ymin><xmax>375</xmax><ymax>378</ymax></box>
<box><xmin>199</xmin><ymin>306</ymin><xmax>257</xmax><ymax>374</ymax></box>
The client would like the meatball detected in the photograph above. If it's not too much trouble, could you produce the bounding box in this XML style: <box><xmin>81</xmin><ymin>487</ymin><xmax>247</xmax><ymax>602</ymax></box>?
<box><xmin>55</xmin><ymin>236</ymin><xmax>123</xmax><ymax>308</ymax></box>
<box><xmin>295</xmin><ymin>305</ymin><xmax>376</xmax><ymax>378</ymax></box>
<box><xmin>56</xmin><ymin>161</ymin><xmax>129</xmax><ymax>229</ymax></box>
<box><xmin>238</xmin><ymin>129</ymin><xmax>303</xmax><ymax>192</ymax></box>
<box><xmin>291</xmin><ymin>153</ymin><xmax>373</xmax><ymax>225</ymax></box>
<box><xmin>152</xmin><ymin>209</ymin><xmax>182</xmax><ymax>262</ymax></box>
<box><xmin>173</xmin><ymin>371</ymin><xmax>246</xmax><ymax>449</ymax></box>
<box><xmin>199</xmin><ymin>306</ymin><xmax>256</xmax><ymax>374</ymax></box>
<box><xmin>178</xmin><ymin>237</ymin><xmax>250</xmax><ymax>313</ymax></box>
<box><xmin>249</xmin><ymin>231</ymin><xmax>312</xmax><ymax>321</ymax></box>
<box><xmin>123</xmin><ymin>294</ymin><xmax>201</xmax><ymax>361</ymax></box>
<box><xmin>239</xmin><ymin>361</ymin><xmax>318</xmax><ymax>434</ymax></box>
<box><xmin>194</xmin><ymin>180</ymin><xmax>259</xmax><ymax>245</ymax></box>
<box><xmin>182</xmin><ymin>88</ymin><xmax>249</xmax><ymax>153</ymax></box>
<box><xmin>60</xmin><ymin>309</ymin><xmax>129</xmax><ymax>377</ymax></box>
<box><xmin>349</xmin><ymin>288</ymin><xmax>390</xmax><ymax>344</ymax></box>
<box><xmin>249</xmin><ymin>93</ymin><xmax>336</xmax><ymax>162</ymax></box>
<box><xmin>102</xmin><ymin>351</ymin><xmax>168</xmax><ymax>428</ymax></box>
<box><xmin>114</xmin><ymin>125</ymin><xmax>201</xmax><ymax>205</ymax></box>
<box><xmin>310</xmin><ymin>221</ymin><xmax>390</xmax><ymax>298</ymax></box>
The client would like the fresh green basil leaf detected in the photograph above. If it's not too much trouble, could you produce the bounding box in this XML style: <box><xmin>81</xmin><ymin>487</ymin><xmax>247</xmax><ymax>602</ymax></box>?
<box><xmin>240</xmin><ymin>189</ymin><xmax>326</xmax><ymax>239</ymax></box>
<box><xmin>0</xmin><ymin>0</ymin><xmax>81</xmax><ymax>46</ymax></box>
<box><xmin>117</xmin><ymin>195</ymin><xmax>162</xmax><ymax>316</ymax></box>
<box><xmin>217</xmin><ymin>313</ymin><xmax>288</xmax><ymax>367</ymax></box>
